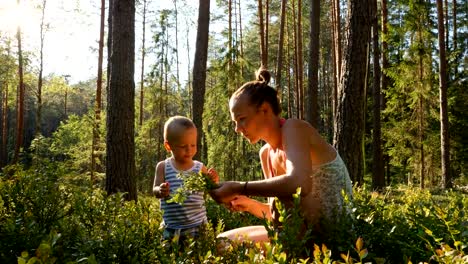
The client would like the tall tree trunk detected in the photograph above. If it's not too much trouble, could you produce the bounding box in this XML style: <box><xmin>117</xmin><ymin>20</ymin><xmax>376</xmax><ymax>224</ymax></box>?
<box><xmin>91</xmin><ymin>0</ymin><xmax>106</xmax><ymax>183</ymax></box>
<box><xmin>192</xmin><ymin>0</ymin><xmax>210</xmax><ymax>161</ymax></box>
<box><xmin>228</xmin><ymin>0</ymin><xmax>232</xmax><ymax>69</ymax></box>
<box><xmin>106</xmin><ymin>0</ymin><xmax>137</xmax><ymax>201</ymax></box>
<box><xmin>418</xmin><ymin>40</ymin><xmax>425</xmax><ymax>188</ymax></box>
<box><xmin>297</xmin><ymin>0</ymin><xmax>304</xmax><ymax>119</ymax></box>
<box><xmin>107</xmin><ymin>0</ymin><xmax>113</xmax><ymax>95</ymax></box>
<box><xmin>64</xmin><ymin>85</ymin><xmax>68</xmax><ymax>117</ymax></box>
<box><xmin>330</xmin><ymin>0</ymin><xmax>338</xmax><ymax>119</ymax></box>
<box><xmin>257</xmin><ymin>0</ymin><xmax>267</xmax><ymax>66</ymax></box>
<box><xmin>444</xmin><ymin>0</ymin><xmax>449</xmax><ymax>50</ymax></box>
<box><xmin>1</xmin><ymin>83</ymin><xmax>8</xmax><ymax>168</ymax></box>
<box><xmin>306</xmin><ymin>0</ymin><xmax>319</xmax><ymax>127</ymax></box>
<box><xmin>452</xmin><ymin>0</ymin><xmax>457</xmax><ymax>77</ymax></box>
<box><xmin>333</xmin><ymin>0</ymin><xmax>371</xmax><ymax>185</ymax></box>
<box><xmin>164</xmin><ymin>23</ymin><xmax>169</xmax><ymax>118</ymax></box>
<box><xmin>14</xmin><ymin>0</ymin><xmax>24</xmax><ymax>163</ymax></box>
<box><xmin>436</xmin><ymin>0</ymin><xmax>451</xmax><ymax>188</ymax></box>
<box><xmin>333</xmin><ymin>0</ymin><xmax>342</xmax><ymax>117</ymax></box>
<box><xmin>173</xmin><ymin>0</ymin><xmax>180</xmax><ymax>92</ymax></box>
<box><xmin>185</xmin><ymin>18</ymin><xmax>192</xmax><ymax>117</ymax></box>
<box><xmin>238</xmin><ymin>0</ymin><xmax>244</xmax><ymax>61</ymax></box>
<box><xmin>287</xmin><ymin>31</ymin><xmax>293</xmax><ymax>118</ymax></box>
<box><xmin>265</xmin><ymin>0</ymin><xmax>269</xmax><ymax>63</ymax></box>
<box><xmin>371</xmin><ymin>0</ymin><xmax>384</xmax><ymax>190</ymax></box>
<box><xmin>36</xmin><ymin>0</ymin><xmax>47</xmax><ymax>137</ymax></box>
<box><xmin>275</xmin><ymin>0</ymin><xmax>287</xmax><ymax>89</ymax></box>
<box><xmin>418</xmin><ymin>95</ymin><xmax>425</xmax><ymax>188</ymax></box>
<box><xmin>286</xmin><ymin>14</ymin><xmax>293</xmax><ymax>118</ymax></box>
<box><xmin>381</xmin><ymin>0</ymin><xmax>390</xmax><ymax>186</ymax></box>
<box><xmin>139</xmin><ymin>0</ymin><xmax>147</xmax><ymax>126</ymax></box>
<box><xmin>292</xmin><ymin>0</ymin><xmax>299</xmax><ymax>118</ymax></box>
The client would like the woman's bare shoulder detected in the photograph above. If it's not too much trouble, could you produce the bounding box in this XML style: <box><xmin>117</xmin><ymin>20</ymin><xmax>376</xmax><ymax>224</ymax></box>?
<box><xmin>282</xmin><ymin>118</ymin><xmax>317</xmax><ymax>135</ymax></box>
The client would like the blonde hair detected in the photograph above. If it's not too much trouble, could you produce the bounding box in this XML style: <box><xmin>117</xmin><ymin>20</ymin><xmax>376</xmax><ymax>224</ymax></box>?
<box><xmin>163</xmin><ymin>116</ymin><xmax>196</xmax><ymax>143</ymax></box>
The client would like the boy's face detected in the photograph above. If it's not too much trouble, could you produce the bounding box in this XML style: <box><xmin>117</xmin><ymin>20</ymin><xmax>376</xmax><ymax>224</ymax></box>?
<box><xmin>165</xmin><ymin>126</ymin><xmax>198</xmax><ymax>163</ymax></box>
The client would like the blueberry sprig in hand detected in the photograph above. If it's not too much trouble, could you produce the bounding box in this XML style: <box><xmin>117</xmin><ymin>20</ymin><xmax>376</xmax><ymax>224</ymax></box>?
<box><xmin>166</xmin><ymin>171</ymin><xmax>218</xmax><ymax>204</ymax></box>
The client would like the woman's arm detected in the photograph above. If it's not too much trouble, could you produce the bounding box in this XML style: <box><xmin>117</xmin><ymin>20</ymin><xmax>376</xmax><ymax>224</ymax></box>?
<box><xmin>242</xmin><ymin>120</ymin><xmax>314</xmax><ymax>197</ymax></box>
<box><xmin>212</xmin><ymin>120</ymin><xmax>315</xmax><ymax>201</ymax></box>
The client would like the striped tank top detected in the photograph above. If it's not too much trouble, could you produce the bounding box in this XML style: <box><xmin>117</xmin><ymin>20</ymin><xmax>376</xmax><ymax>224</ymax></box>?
<box><xmin>160</xmin><ymin>158</ymin><xmax>207</xmax><ymax>229</ymax></box>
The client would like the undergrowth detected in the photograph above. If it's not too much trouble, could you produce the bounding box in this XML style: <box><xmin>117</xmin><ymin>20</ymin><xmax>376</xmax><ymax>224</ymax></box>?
<box><xmin>0</xmin><ymin>163</ymin><xmax>466</xmax><ymax>263</ymax></box>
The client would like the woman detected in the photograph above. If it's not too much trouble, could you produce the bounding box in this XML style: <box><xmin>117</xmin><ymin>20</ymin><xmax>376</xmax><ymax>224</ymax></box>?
<box><xmin>211</xmin><ymin>67</ymin><xmax>353</xmax><ymax>243</ymax></box>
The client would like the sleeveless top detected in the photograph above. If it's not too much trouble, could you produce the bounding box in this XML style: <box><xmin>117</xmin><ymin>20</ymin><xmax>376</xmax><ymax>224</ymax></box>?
<box><xmin>160</xmin><ymin>158</ymin><xmax>207</xmax><ymax>229</ymax></box>
<box><xmin>268</xmin><ymin>119</ymin><xmax>353</xmax><ymax>229</ymax></box>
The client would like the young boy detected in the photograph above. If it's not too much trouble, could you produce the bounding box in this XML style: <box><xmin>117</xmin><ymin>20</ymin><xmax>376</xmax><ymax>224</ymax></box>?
<box><xmin>153</xmin><ymin>116</ymin><xmax>218</xmax><ymax>242</ymax></box>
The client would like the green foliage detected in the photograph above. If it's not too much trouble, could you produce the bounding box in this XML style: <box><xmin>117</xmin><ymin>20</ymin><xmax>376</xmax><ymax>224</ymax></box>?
<box><xmin>0</xmin><ymin>164</ymin><xmax>467</xmax><ymax>263</ymax></box>
<box><xmin>166</xmin><ymin>171</ymin><xmax>218</xmax><ymax>204</ymax></box>
<box><xmin>381</xmin><ymin>0</ymin><xmax>445</xmax><ymax>186</ymax></box>
<box><xmin>267</xmin><ymin>189</ymin><xmax>314</xmax><ymax>259</ymax></box>
<box><xmin>352</xmin><ymin>184</ymin><xmax>468</xmax><ymax>263</ymax></box>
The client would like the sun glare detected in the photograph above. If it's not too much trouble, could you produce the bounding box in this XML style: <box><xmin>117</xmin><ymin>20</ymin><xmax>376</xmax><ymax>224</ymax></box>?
<box><xmin>0</xmin><ymin>1</ymin><xmax>40</xmax><ymax>36</ymax></box>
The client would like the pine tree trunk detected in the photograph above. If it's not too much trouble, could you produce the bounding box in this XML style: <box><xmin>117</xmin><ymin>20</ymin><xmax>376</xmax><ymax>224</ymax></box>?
<box><xmin>186</xmin><ymin>22</ymin><xmax>192</xmax><ymax>118</ymax></box>
<box><xmin>257</xmin><ymin>0</ymin><xmax>267</xmax><ymax>66</ymax></box>
<box><xmin>14</xmin><ymin>5</ymin><xmax>24</xmax><ymax>163</ymax></box>
<box><xmin>173</xmin><ymin>0</ymin><xmax>180</xmax><ymax>92</ymax></box>
<box><xmin>192</xmin><ymin>0</ymin><xmax>210</xmax><ymax>161</ymax></box>
<box><xmin>436</xmin><ymin>0</ymin><xmax>451</xmax><ymax>188</ymax></box>
<box><xmin>452</xmin><ymin>0</ymin><xmax>457</xmax><ymax>78</ymax></box>
<box><xmin>36</xmin><ymin>0</ymin><xmax>47</xmax><ymax>137</ymax></box>
<box><xmin>371</xmin><ymin>0</ymin><xmax>384</xmax><ymax>190</ymax></box>
<box><xmin>333</xmin><ymin>0</ymin><xmax>371</xmax><ymax>185</ymax></box>
<box><xmin>306</xmin><ymin>0</ymin><xmax>319</xmax><ymax>127</ymax></box>
<box><xmin>381</xmin><ymin>0</ymin><xmax>390</xmax><ymax>185</ymax></box>
<box><xmin>275</xmin><ymin>0</ymin><xmax>287</xmax><ymax>89</ymax></box>
<box><xmin>333</xmin><ymin>0</ymin><xmax>342</xmax><ymax>114</ymax></box>
<box><xmin>287</xmin><ymin>22</ymin><xmax>292</xmax><ymax>118</ymax></box>
<box><xmin>297</xmin><ymin>0</ymin><xmax>304</xmax><ymax>119</ymax></box>
<box><xmin>91</xmin><ymin>0</ymin><xmax>106</xmax><ymax>184</ymax></box>
<box><xmin>106</xmin><ymin>0</ymin><xmax>137</xmax><ymax>201</ymax></box>
<box><xmin>292</xmin><ymin>0</ymin><xmax>299</xmax><ymax>118</ymax></box>
<box><xmin>139</xmin><ymin>0</ymin><xmax>146</xmax><ymax>126</ymax></box>
<box><xmin>444</xmin><ymin>0</ymin><xmax>449</xmax><ymax>50</ymax></box>
<box><xmin>238</xmin><ymin>0</ymin><xmax>244</xmax><ymax>61</ymax></box>
<box><xmin>265</xmin><ymin>0</ymin><xmax>269</xmax><ymax>62</ymax></box>
<box><xmin>228</xmin><ymin>0</ymin><xmax>232</xmax><ymax>69</ymax></box>
<box><xmin>107</xmin><ymin>0</ymin><xmax>113</xmax><ymax>95</ymax></box>
<box><xmin>418</xmin><ymin>44</ymin><xmax>425</xmax><ymax>188</ymax></box>
<box><xmin>1</xmin><ymin>83</ymin><xmax>7</xmax><ymax>168</ymax></box>
<box><xmin>331</xmin><ymin>0</ymin><xmax>338</xmax><ymax>119</ymax></box>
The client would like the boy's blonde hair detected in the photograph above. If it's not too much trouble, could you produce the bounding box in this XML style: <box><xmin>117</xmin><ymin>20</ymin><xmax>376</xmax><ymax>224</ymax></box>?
<box><xmin>163</xmin><ymin>116</ymin><xmax>196</xmax><ymax>143</ymax></box>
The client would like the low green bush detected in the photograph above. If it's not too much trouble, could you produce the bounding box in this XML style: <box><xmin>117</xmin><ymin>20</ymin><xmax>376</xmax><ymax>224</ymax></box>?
<box><xmin>1</xmin><ymin>165</ymin><xmax>467</xmax><ymax>263</ymax></box>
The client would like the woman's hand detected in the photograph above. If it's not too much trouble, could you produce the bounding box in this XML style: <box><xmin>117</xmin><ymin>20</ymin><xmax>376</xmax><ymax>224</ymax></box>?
<box><xmin>210</xmin><ymin>181</ymin><xmax>240</xmax><ymax>206</ymax></box>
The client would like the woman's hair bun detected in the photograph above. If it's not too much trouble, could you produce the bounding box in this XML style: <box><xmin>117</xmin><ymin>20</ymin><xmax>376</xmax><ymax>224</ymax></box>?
<box><xmin>255</xmin><ymin>66</ymin><xmax>271</xmax><ymax>84</ymax></box>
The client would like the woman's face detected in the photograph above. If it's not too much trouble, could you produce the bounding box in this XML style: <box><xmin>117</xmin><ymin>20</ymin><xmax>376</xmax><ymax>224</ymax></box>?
<box><xmin>229</xmin><ymin>95</ymin><xmax>264</xmax><ymax>144</ymax></box>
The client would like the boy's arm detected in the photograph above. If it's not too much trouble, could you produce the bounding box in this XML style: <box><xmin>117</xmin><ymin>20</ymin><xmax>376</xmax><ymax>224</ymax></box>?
<box><xmin>230</xmin><ymin>195</ymin><xmax>272</xmax><ymax>220</ymax></box>
<box><xmin>153</xmin><ymin>161</ymin><xmax>168</xmax><ymax>198</ymax></box>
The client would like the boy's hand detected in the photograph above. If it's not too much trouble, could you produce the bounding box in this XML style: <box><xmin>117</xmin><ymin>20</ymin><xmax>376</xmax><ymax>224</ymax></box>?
<box><xmin>229</xmin><ymin>195</ymin><xmax>251</xmax><ymax>212</ymax></box>
<box><xmin>159</xmin><ymin>182</ymin><xmax>170</xmax><ymax>197</ymax></box>
<box><xmin>207</xmin><ymin>168</ymin><xmax>219</xmax><ymax>184</ymax></box>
